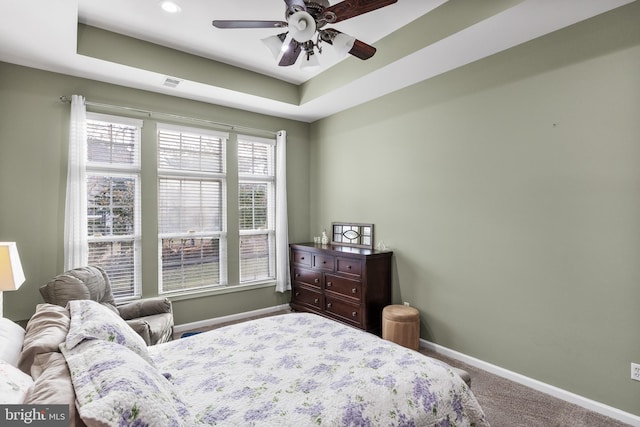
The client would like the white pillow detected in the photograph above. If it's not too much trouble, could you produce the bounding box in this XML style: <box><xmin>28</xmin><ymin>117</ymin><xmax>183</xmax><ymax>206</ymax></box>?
<box><xmin>0</xmin><ymin>359</ymin><xmax>33</xmax><ymax>404</ymax></box>
<box><xmin>65</xmin><ymin>300</ymin><xmax>153</xmax><ymax>365</ymax></box>
<box><xmin>0</xmin><ymin>317</ymin><xmax>26</xmax><ymax>367</ymax></box>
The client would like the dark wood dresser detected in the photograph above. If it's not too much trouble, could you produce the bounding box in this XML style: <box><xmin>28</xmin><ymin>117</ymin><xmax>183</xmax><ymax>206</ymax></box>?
<box><xmin>289</xmin><ymin>242</ymin><xmax>393</xmax><ymax>335</ymax></box>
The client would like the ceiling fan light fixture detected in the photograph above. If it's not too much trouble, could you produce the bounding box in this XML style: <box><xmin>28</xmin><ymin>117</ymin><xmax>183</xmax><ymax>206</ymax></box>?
<box><xmin>262</xmin><ymin>35</ymin><xmax>285</xmax><ymax>59</ymax></box>
<box><xmin>300</xmin><ymin>52</ymin><xmax>320</xmax><ymax>70</ymax></box>
<box><xmin>288</xmin><ymin>11</ymin><xmax>316</xmax><ymax>43</ymax></box>
<box><xmin>211</xmin><ymin>0</ymin><xmax>395</xmax><ymax>68</ymax></box>
<box><xmin>332</xmin><ymin>33</ymin><xmax>356</xmax><ymax>56</ymax></box>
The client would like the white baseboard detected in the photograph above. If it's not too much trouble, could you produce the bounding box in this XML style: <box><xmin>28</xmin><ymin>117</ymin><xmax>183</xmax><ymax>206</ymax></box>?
<box><xmin>421</xmin><ymin>339</ymin><xmax>640</xmax><ymax>427</ymax></box>
<box><xmin>173</xmin><ymin>304</ymin><xmax>290</xmax><ymax>334</ymax></box>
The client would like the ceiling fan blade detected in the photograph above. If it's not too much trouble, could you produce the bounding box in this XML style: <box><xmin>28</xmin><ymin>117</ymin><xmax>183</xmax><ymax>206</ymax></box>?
<box><xmin>321</xmin><ymin>28</ymin><xmax>376</xmax><ymax>60</ymax></box>
<box><xmin>284</xmin><ymin>0</ymin><xmax>307</xmax><ymax>14</ymax></box>
<box><xmin>212</xmin><ymin>20</ymin><xmax>288</xmax><ymax>29</ymax></box>
<box><xmin>323</xmin><ymin>0</ymin><xmax>398</xmax><ymax>23</ymax></box>
<box><xmin>348</xmin><ymin>39</ymin><xmax>376</xmax><ymax>60</ymax></box>
<box><xmin>278</xmin><ymin>38</ymin><xmax>302</xmax><ymax>66</ymax></box>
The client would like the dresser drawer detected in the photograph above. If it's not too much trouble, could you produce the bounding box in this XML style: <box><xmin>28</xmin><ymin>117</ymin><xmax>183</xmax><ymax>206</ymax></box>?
<box><xmin>292</xmin><ymin>250</ymin><xmax>312</xmax><ymax>267</ymax></box>
<box><xmin>336</xmin><ymin>257</ymin><xmax>362</xmax><ymax>277</ymax></box>
<box><xmin>292</xmin><ymin>284</ymin><xmax>323</xmax><ymax>310</ymax></box>
<box><xmin>325</xmin><ymin>296</ymin><xmax>361</xmax><ymax>326</ymax></box>
<box><xmin>292</xmin><ymin>267</ymin><xmax>322</xmax><ymax>288</ymax></box>
<box><xmin>324</xmin><ymin>274</ymin><xmax>362</xmax><ymax>302</ymax></box>
<box><xmin>312</xmin><ymin>253</ymin><xmax>335</xmax><ymax>271</ymax></box>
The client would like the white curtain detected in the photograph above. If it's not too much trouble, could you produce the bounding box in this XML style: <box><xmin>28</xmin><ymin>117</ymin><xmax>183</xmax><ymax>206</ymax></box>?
<box><xmin>275</xmin><ymin>130</ymin><xmax>290</xmax><ymax>292</ymax></box>
<box><xmin>64</xmin><ymin>95</ymin><xmax>88</xmax><ymax>271</ymax></box>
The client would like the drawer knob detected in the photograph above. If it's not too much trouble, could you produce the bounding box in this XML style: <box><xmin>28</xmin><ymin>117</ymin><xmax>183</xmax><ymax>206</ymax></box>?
<box><xmin>347</xmin><ymin>265</ymin><xmax>352</xmax><ymax>270</ymax></box>
<box><xmin>301</xmin><ymin>256</ymin><xmax>305</xmax><ymax>260</ymax></box>
<box><xmin>351</xmin><ymin>288</ymin><xmax>357</xmax><ymax>294</ymax></box>
<box><xmin>295</xmin><ymin>274</ymin><xmax>300</xmax><ymax>278</ymax></box>
<box><xmin>295</xmin><ymin>292</ymin><xmax>300</xmax><ymax>296</ymax></box>
<box><xmin>314</xmin><ymin>298</ymin><xmax>319</xmax><ymax>304</ymax></box>
<box><xmin>314</xmin><ymin>278</ymin><xmax>319</xmax><ymax>283</ymax></box>
<box><xmin>323</xmin><ymin>261</ymin><xmax>327</xmax><ymax>264</ymax></box>
<box><xmin>327</xmin><ymin>303</ymin><xmax>332</xmax><ymax>309</ymax></box>
<box><xmin>326</xmin><ymin>281</ymin><xmax>332</xmax><ymax>287</ymax></box>
<box><xmin>352</xmin><ymin>311</ymin><xmax>357</xmax><ymax>317</ymax></box>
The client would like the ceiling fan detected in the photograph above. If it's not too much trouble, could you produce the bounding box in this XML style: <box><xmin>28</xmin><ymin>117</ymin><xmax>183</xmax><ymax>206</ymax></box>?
<box><xmin>212</xmin><ymin>0</ymin><xmax>398</xmax><ymax>67</ymax></box>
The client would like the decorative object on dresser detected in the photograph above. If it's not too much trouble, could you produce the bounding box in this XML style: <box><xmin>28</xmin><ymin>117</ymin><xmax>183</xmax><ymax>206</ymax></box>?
<box><xmin>289</xmin><ymin>241</ymin><xmax>392</xmax><ymax>334</ymax></box>
<box><xmin>331</xmin><ymin>222</ymin><xmax>373</xmax><ymax>249</ymax></box>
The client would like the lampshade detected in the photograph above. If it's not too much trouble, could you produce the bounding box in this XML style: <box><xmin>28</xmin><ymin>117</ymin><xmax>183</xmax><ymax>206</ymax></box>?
<box><xmin>0</xmin><ymin>242</ymin><xmax>25</xmax><ymax>291</ymax></box>
<box><xmin>262</xmin><ymin>35</ymin><xmax>285</xmax><ymax>60</ymax></box>
<box><xmin>332</xmin><ymin>33</ymin><xmax>356</xmax><ymax>56</ymax></box>
<box><xmin>300</xmin><ymin>53</ymin><xmax>320</xmax><ymax>70</ymax></box>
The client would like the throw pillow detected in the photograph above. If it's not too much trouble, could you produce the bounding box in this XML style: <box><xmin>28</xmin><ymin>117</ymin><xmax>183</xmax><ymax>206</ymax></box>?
<box><xmin>18</xmin><ymin>303</ymin><xmax>70</xmax><ymax>374</ymax></box>
<box><xmin>0</xmin><ymin>317</ymin><xmax>26</xmax><ymax>367</ymax></box>
<box><xmin>0</xmin><ymin>359</ymin><xmax>33</xmax><ymax>404</ymax></box>
<box><xmin>65</xmin><ymin>300</ymin><xmax>152</xmax><ymax>365</ymax></box>
<box><xmin>60</xmin><ymin>339</ymin><xmax>193</xmax><ymax>427</ymax></box>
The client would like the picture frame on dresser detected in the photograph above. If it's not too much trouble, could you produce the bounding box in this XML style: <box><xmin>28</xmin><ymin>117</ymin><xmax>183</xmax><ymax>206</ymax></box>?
<box><xmin>331</xmin><ymin>222</ymin><xmax>374</xmax><ymax>249</ymax></box>
<box><xmin>289</xmin><ymin>240</ymin><xmax>392</xmax><ymax>335</ymax></box>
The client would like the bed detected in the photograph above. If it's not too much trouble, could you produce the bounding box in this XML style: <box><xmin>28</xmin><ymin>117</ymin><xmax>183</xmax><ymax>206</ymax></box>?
<box><xmin>2</xmin><ymin>300</ymin><xmax>489</xmax><ymax>426</ymax></box>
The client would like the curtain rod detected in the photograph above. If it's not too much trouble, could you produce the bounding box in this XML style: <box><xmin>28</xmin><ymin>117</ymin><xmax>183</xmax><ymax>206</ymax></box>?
<box><xmin>59</xmin><ymin>96</ymin><xmax>278</xmax><ymax>136</ymax></box>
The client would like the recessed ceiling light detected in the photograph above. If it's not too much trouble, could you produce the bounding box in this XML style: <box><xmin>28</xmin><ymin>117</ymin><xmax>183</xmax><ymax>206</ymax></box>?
<box><xmin>160</xmin><ymin>1</ymin><xmax>181</xmax><ymax>13</ymax></box>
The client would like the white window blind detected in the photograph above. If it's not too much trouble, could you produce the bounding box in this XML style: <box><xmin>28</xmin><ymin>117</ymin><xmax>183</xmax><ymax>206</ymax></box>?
<box><xmin>238</xmin><ymin>136</ymin><xmax>275</xmax><ymax>283</ymax></box>
<box><xmin>86</xmin><ymin>113</ymin><xmax>142</xmax><ymax>299</ymax></box>
<box><xmin>158</xmin><ymin>124</ymin><xmax>228</xmax><ymax>293</ymax></box>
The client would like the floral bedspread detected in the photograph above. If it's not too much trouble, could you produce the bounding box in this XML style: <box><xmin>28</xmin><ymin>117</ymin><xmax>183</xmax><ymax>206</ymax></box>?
<box><xmin>149</xmin><ymin>313</ymin><xmax>489</xmax><ymax>426</ymax></box>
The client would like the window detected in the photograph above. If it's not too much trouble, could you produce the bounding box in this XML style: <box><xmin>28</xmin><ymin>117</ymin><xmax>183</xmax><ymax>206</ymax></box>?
<box><xmin>86</xmin><ymin>113</ymin><xmax>142</xmax><ymax>299</ymax></box>
<box><xmin>238</xmin><ymin>136</ymin><xmax>276</xmax><ymax>283</ymax></box>
<box><xmin>157</xmin><ymin>124</ymin><xmax>228</xmax><ymax>293</ymax></box>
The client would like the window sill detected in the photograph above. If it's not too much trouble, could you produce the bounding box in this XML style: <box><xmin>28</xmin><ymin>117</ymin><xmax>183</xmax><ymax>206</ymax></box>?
<box><xmin>161</xmin><ymin>280</ymin><xmax>277</xmax><ymax>302</ymax></box>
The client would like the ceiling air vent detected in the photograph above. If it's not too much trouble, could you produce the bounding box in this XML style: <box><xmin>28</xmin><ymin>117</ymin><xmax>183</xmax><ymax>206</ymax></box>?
<box><xmin>162</xmin><ymin>77</ymin><xmax>182</xmax><ymax>88</ymax></box>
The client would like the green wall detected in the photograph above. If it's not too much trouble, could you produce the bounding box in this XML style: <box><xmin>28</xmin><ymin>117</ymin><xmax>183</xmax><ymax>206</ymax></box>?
<box><xmin>0</xmin><ymin>63</ymin><xmax>310</xmax><ymax>325</ymax></box>
<box><xmin>309</xmin><ymin>3</ymin><xmax>640</xmax><ymax>417</ymax></box>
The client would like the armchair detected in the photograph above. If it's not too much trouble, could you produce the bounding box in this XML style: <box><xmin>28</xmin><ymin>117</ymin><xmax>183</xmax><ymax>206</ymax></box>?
<box><xmin>39</xmin><ymin>266</ymin><xmax>174</xmax><ymax>345</ymax></box>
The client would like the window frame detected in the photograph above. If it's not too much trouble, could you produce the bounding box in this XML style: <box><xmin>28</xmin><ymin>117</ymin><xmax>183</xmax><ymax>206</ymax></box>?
<box><xmin>237</xmin><ymin>135</ymin><xmax>276</xmax><ymax>285</ymax></box>
<box><xmin>85</xmin><ymin>112</ymin><xmax>142</xmax><ymax>301</ymax></box>
<box><xmin>157</xmin><ymin>123</ymin><xmax>229</xmax><ymax>295</ymax></box>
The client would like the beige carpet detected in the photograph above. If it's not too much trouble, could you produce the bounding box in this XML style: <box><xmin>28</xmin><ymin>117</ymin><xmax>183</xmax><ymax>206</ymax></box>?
<box><xmin>176</xmin><ymin>310</ymin><xmax>632</xmax><ymax>427</ymax></box>
<box><xmin>420</xmin><ymin>350</ymin><xmax>631</xmax><ymax>427</ymax></box>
